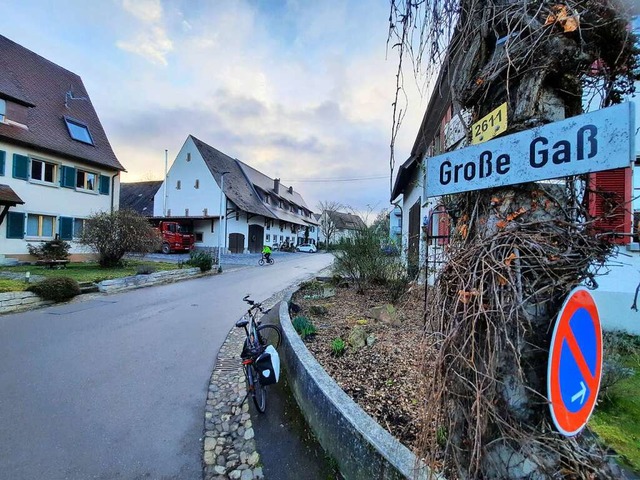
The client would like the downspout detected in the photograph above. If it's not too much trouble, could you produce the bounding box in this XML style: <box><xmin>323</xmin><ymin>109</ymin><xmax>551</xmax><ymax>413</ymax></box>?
<box><xmin>111</xmin><ymin>172</ymin><xmax>119</xmax><ymax>212</ymax></box>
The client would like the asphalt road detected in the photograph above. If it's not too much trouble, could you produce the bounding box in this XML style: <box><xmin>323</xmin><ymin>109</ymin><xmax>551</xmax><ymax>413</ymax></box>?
<box><xmin>0</xmin><ymin>253</ymin><xmax>333</xmax><ymax>480</ymax></box>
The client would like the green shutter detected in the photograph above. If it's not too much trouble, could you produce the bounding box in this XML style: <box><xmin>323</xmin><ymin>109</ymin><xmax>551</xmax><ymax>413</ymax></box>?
<box><xmin>0</xmin><ymin>150</ymin><xmax>5</xmax><ymax>176</ymax></box>
<box><xmin>12</xmin><ymin>154</ymin><xmax>29</xmax><ymax>180</ymax></box>
<box><xmin>99</xmin><ymin>175</ymin><xmax>110</xmax><ymax>195</ymax></box>
<box><xmin>60</xmin><ymin>165</ymin><xmax>76</xmax><ymax>188</ymax></box>
<box><xmin>6</xmin><ymin>211</ymin><xmax>25</xmax><ymax>239</ymax></box>
<box><xmin>59</xmin><ymin>217</ymin><xmax>73</xmax><ymax>240</ymax></box>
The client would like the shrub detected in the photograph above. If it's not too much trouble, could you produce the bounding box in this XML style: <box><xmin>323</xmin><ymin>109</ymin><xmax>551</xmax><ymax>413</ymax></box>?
<box><xmin>27</xmin><ymin>276</ymin><xmax>80</xmax><ymax>302</ymax></box>
<box><xmin>186</xmin><ymin>250</ymin><xmax>214</xmax><ymax>272</ymax></box>
<box><xmin>79</xmin><ymin>209</ymin><xmax>161</xmax><ymax>268</ymax></box>
<box><xmin>27</xmin><ymin>239</ymin><xmax>71</xmax><ymax>261</ymax></box>
<box><xmin>599</xmin><ymin>331</ymin><xmax>638</xmax><ymax>402</ymax></box>
<box><xmin>332</xmin><ymin>218</ymin><xmax>407</xmax><ymax>294</ymax></box>
<box><xmin>331</xmin><ymin>337</ymin><xmax>346</xmax><ymax>356</ymax></box>
<box><xmin>136</xmin><ymin>264</ymin><xmax>156</xmax><ymax>275</ymax></box>
<box><xmin>292</xmin><ymin>315</ymin><xmax>317</xmax><ymax>339</ymax></box>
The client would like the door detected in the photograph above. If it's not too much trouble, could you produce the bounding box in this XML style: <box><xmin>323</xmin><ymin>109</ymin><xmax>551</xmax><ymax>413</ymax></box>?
<box><xmin>248</xmin><ymin>225</ymin><xmax>264</xmax><ymax>253</ymax></box>
<box><xmin>228</xmin><ymin>233</ymin><xmax>244</xmax><ymax>254</ymax></box>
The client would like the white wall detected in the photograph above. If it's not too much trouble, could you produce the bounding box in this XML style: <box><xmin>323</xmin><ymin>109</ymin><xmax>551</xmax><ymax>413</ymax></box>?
<box><xmin>0</xmin><ymin>140</ymin><xmax>120</xmax><ymax>257</ymax></box>
<box><xmin>154</xmin><ymin>137</ymin><xmax>222</xmax><ymax>218</ymax></box>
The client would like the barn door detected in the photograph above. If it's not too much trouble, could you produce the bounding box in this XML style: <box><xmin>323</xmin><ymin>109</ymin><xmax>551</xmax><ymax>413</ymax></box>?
<box><xmin>228</xmin><ymin>233</ymin><xmax>245</xmax><ymax>253</ymax></box>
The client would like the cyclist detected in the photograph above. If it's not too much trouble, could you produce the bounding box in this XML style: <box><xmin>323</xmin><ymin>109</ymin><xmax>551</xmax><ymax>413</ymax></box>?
<box><xmin>261</xmin><ymin>244</ymin><xmax>272</xmax><ymax>263</ymax></box>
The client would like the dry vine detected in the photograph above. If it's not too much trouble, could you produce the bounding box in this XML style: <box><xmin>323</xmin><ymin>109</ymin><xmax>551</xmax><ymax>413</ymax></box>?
<box><xmin>387</xmin><ymin>1</ymin><xmax>639</xmax><ymax>478</ymax></box>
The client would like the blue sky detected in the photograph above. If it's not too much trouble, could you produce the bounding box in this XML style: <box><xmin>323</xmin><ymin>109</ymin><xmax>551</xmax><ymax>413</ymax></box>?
<box><xmin>0</xmin><ymin>0</ymin><xmax>426</xmax><ymax>215</ymax></box>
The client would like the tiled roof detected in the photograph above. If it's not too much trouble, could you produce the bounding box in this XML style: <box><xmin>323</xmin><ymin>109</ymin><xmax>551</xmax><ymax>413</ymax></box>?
<box><xmin>191</xmin><ymin>136</ymin><xmax>316</xmax><ymax>226</ymax></box>
<box><xmin>0</xmin><ymin>35</ymin><xmax>124</xmax><ymax>171</ymax></box>
<box><xmin>191</xmin><ymin>136</ymin><xmax>275</xmax><ymax>219</ymax></box>
<box><xmin>0</xmin><ymin>184</ymin><xmax>24</xmax><ymax>205</ymax></box>
<box><xmin>119</xmin><ymin>181</ymin><xmax>162</xmax><ymax>216</ymax></box>
<box><xmin>327</xmin><ymin>211</ymin><xmax>366</xmax><ymax>231</ymax></box>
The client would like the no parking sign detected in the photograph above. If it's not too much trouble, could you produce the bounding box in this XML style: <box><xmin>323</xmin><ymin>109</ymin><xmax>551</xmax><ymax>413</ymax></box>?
<box><xmin>547</xmin><ymin>287</ymin><xmax>603</xmax><ymax>437</ymax></box>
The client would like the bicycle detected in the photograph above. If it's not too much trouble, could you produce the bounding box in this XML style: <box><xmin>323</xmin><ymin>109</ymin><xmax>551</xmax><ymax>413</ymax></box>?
<box><xmin>258</xmin><ymin>253</ymin><xmax>275</xmax><ymax>266</ymax></box>
<box><xmin>235</xmin><ymin>295</ymin><xmax>282</xmax><ymax>413</ymax></box>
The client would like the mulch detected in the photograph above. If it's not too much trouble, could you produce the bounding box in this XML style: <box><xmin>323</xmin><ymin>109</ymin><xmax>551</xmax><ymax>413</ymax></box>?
<box><xmin>291</xmin><ymin>281</ymin><xmax>429</xmax><ymax>450</ymax></box>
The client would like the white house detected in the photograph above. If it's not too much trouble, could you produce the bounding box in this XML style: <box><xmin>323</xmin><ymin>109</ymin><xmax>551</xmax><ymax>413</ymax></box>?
<box><xmin>318</xmin><ymin>210</ymin><xmax>366</xmax><ymax>246</ymax></box>
<box><xmin>0</xmin><ymin>34</ymin><xmax>124</xmax><ymax>262</ymax></box>
<box><xmin>143</xmin><ymin>135</ymin><xmax>318</xmax><ymax>253</ymax></box>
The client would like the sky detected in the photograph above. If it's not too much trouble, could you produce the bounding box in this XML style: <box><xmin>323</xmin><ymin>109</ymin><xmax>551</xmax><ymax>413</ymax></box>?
<box><xmin>0</xmin><ymin>0</ymin><xmax>428</xmax><ymax>217</ymax></box>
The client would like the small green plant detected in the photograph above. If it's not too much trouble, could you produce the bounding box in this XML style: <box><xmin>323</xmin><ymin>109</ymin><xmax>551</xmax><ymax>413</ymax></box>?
<box><xmin>27</xmin><ymin>239</ymin><xmax>71</xmax><ymax>261</ymax></box>
<box><xmin>136</xmin><ymin>264</ymin><xmax>156</xmax><ymax>275</ymax></box>
<box><xmin>436</xmin><ymin>426</ymin><xmax>448</xmax><ymax>448</ymax></box>
<box><xmin>186</xmin><ymin>250</ymin><xmax>213</xmax><ymax>272</ymax></box>
<box><xmin>292</xmin><ymin>315</ymin><xmax>317</xmax><ymax>339</ymax></box>
<box><xmin>26</xmin><ymin>276</ymin><xmax>80</xmax><ymax>302</ymax></box>
<box><xmin>331</xmin><ymin>337</ymin><xmax>346</xmax><ymax>356</ymax></box>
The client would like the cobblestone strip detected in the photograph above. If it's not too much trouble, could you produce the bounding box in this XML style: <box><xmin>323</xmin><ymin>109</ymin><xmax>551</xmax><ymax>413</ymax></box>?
<box><xmin>202</xmin><ymin>293</ymin><xmax>288</xmax><ymax>480</ymax></box>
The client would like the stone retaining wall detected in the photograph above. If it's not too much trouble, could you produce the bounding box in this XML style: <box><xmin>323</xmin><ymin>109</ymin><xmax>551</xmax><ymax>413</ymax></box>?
<box><xmin>279</xmin><ymin>290</ymin><xmax>438</xmax><ymax>480</ymax></box>
<box><xmin>0</xmin><ymin>291</ymin><xmax>54</xmax><ymax>314</ymax></box>
<box><xmin>98</xmin><ymin>267</ymin><xmax>202</xmax><ymax>292</ymax></box>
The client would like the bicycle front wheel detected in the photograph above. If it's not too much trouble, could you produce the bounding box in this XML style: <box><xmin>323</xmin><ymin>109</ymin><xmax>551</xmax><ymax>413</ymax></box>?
<box><xmin>250</xmin><ymin>365</ymin><xmax>267</xmax><ymax>413</ymax></box>
<box><xmin>257</xmin><ymin>324</ymin><xmax>282</xmax><ymax>350</ymax></box>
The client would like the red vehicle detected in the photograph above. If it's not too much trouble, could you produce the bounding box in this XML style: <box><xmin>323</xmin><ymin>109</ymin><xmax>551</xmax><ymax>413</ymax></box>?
<box><xmin>153</xmin><ymin>221</ymin><xmax>195</xmax><ymax>254</ymax></box>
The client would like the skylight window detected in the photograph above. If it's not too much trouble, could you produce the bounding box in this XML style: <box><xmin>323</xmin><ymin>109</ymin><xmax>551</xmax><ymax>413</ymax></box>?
<box><xmin>64</xmin><ymin>118</ymin><xmax>93</xmax><ymax>145</ymax></box>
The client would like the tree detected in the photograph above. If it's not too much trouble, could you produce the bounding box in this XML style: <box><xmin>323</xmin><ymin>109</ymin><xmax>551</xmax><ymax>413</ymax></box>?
<box><xmin>317</xmin><ymin>201</ymin><xmax>343</xmax><ymax>249</ymax></box>
<box><xmin>389</xmin><ymin>1</ymin><xmax>638</xmax><ymax>478</ymax></box>
<box><xmin>79</xmin><ymin>209</ymin><xmax>161</xmax><ymax>268</ymax></box>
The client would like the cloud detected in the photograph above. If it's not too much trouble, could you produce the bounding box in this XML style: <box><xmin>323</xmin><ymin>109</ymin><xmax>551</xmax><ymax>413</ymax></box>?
<box><xmin>117</xmin><ymin>0</ymin><xmax>173</xmax><ymax>65</ymax></box>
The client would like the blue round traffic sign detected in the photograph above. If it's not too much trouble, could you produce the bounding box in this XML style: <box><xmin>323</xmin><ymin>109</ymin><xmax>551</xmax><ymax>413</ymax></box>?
<box><xmin>547</xmin><ymin>287</ymin><xmax>602</xmax><ymax>436</ymax></box>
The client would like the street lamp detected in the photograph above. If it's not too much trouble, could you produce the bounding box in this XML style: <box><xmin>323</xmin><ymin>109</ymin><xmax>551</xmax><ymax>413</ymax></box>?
<box><xmin>217</xmin><ymin>172</ymin><xmax>230</xmax><ymax>272</ymax></box>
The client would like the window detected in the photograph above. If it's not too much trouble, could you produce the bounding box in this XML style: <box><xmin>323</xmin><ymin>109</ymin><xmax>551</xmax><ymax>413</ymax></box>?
<box><xmin>76</xmin><ymin>169</ymin><xmax>98</xmax><ymax>191</ymax></box>
<box><xmin>195</xmin><ymin>179</ymin><xmax>199</xmax><ymax>189</ymax></box>
<box><xmin>0</xmin><ymin>99</ymin><xmax>5</xmax><ymax>123</ymax></box>
<box><xmin>186</xmin><ymin>152</ymin><xmax>191</xmax><ymax>162</ymax></box>
<box><xmin>176</xmin><ymin>180</ymin><xmax>181</xmax><ymax>190</ymax></box>
<box><xmin>31</xmin><ymin>159</ymin><xmax>56</xmax><ymax>184</ymax></box>
<box><xmin>265</xmin><ymin>219</ymin><xmax>271</xmax><ymax>230</ymax></box>
<box><xmin>73</xmin><ymin>218</ymin><xmax>85</xmax><ymax>238</ymax></box>
<box><xmin>264</xmin><ymin>195</ymin><xmax>270</xmax><ymax>204</ymax></box>
<box><xmin>195</xmin><ymin>232</ymin><xmax>203</xmax><ymax>242</ymax></box>
<box><xmin>64</xmin><ymin>118</ymin><xmax>93</xmax><ymax>145</ymax></box>
<box><xmin>280</xmin><ymin>235</ymin><xmax>283</xmax><ymax>241</ymax></box>
<box><xmin>266</xmin><ymin>234</ymin><xmax>270</xmax><ymax>241</ymax></box>
<box><xmin>27</xmin><ymin>213</ymin><xmax>55</xmax><ymax>238</ymax></box>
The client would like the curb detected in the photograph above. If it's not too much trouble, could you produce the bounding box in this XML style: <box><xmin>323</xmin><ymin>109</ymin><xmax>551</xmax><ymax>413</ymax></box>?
<box><xmin>279</xmin><ymin>289</ymin><xmax>438</xmax><ymax>480</ymax></box>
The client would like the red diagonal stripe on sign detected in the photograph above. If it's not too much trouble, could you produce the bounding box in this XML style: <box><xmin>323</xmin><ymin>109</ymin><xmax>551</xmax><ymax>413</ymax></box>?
<box><xmin>563</xmin><ymin>328</ymin><xmax>595</xmax><ymax>387</ymax></box>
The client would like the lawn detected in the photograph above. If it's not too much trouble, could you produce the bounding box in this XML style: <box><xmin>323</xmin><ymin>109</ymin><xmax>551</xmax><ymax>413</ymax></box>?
<box><xmin>591</xmin><ymin>339</ymin><xmax>640</xmax><ymax>472</ymax></box>
<box><xmin>0</xmin><ymin>260</ymin><xmax>181</xmax><ymax>286</ymax></box>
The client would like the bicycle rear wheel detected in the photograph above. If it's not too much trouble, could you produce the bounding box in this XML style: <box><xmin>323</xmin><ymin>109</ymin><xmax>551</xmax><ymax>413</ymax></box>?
<box><xmin>268</xmin><ymin>258</ymin><xmax>274</xmax><ymax>265</ymax></box>
<box><xmin>249</xmin><ymin>365</ymin><xmax>266</xmax><ymax>413</ymax></box>
<box><xmin>257</xmin><ymin>324</ymin><xmax>282</xmax><ymax>350</ymax></box>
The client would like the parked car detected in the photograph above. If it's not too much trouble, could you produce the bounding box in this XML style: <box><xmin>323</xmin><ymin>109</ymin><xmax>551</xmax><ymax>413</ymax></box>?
<box><xmin>296</xmin><ymin>243</ymin><xmax>317</xmax><ymax>253</ymax></box>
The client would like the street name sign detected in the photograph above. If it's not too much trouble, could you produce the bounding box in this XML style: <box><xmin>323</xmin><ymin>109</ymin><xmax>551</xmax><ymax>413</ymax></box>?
<box><xmin>424</xmin><ymin>102</ymin><xmax>635</xmax><ymax>198</ymax></box>
<box><xmin>547</xmin><ymin>287</ymin><xmax>602</xmax><ymax>437</ymax></box>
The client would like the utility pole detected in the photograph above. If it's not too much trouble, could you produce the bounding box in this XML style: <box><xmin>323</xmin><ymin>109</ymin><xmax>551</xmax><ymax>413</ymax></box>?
<box><xmin>217</xmin><ymin>172</ymin><xmax>229</xmax><ymax>272</ymax></box>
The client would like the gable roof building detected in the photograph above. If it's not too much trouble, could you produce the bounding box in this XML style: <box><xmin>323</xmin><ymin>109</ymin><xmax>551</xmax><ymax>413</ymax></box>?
<box><xmin>0</xmin><ymin>34</ymin><xmax>124</xmax><ymax>261</ymax></box>
<box><xmin>120</xmin><ymin>181</ymin><xmax>162</xmax><ymax>216</ymax></box>
<box><xmin>146</xmin><ymin>135</ymin><xmax>318</xmax><ymax>253</ymax></box>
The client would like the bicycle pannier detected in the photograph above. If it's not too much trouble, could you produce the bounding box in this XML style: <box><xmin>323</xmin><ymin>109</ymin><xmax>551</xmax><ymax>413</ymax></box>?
<box><xmin>255</xmin><ymin>345</ymin><xmax>280</xmax><ymax>385</ymax></box>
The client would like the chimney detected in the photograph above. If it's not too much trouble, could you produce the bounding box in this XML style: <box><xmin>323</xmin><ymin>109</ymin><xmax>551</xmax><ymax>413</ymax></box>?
<box><xmin>288</xmin><ymin>186</ymin><xmax>293</xmax><ymax>194</ymax></box>
<box><xmin>274</xmin><ymin>178</ymin><xmax>280</xmax><ymax>194</ymax></box>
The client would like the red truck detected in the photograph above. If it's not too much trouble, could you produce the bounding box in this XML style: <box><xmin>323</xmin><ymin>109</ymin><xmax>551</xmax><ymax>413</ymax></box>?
<box><xmin>153</xmin><ymin>221</ymin><xmax>195</xmax><ymax>254</ymax></box>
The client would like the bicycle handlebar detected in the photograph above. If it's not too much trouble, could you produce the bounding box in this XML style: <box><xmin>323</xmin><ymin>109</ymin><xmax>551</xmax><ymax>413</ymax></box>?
<box><xmin>243</xmin><ymin>295</ymin><xmax>264</xmax><ymax>312</ymax></box>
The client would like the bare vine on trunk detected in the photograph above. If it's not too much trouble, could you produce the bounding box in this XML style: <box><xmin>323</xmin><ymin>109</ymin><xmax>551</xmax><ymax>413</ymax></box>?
<box><xmin>388</xmin><ymin>0</ymin><xmax>639</xmax><ymax>478</ymax></box>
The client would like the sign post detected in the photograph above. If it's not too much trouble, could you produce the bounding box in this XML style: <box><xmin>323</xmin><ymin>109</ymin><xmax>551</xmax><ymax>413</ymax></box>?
<box><xmin>424</xmin><ymin>102</ymin><xmax>635</xmax><ymax>198</ymax></box>
<box><xmin>547</xmin><ymin>287</ymin><xmax>603</xmax><ymax>437</ymax></box>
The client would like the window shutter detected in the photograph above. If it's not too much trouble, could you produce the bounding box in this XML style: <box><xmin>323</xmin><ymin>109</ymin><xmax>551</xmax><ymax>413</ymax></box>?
<box><xmin>6</xmin><ymin>211</ymin><xmax>25</xmax><ymax>239</ymax></box>
<box><xmin>99</xmin><ymin>175</ymin><xmax>110</xmax><ymax>195</ymax></box>
<box><xmin>12</xmin><ymin>154</ymin><xmax>29</xmax><ymax>180</ymax></box>
<box><xmin>0</xmin><ymin>150</ymin><xmax>5</xmax><ymax>176</ymax></box>
<box><xmin>59</xmin><ymin>217</ymin><xmax>73</xmax><ymax>240</ymax></box>
<box><xmin>588</xmin><ymin>167</ymin><xmax>632</xmax><ymax>245</ymax></box>
<box><xmin>60</xmin><ymin>166</ymin><xmax>76</xmax><ymax>188</ymax></box>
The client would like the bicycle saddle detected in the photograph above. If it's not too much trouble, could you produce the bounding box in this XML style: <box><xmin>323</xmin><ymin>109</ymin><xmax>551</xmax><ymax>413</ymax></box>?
<box><xmin>235</xmin><ymin>318</ymin><xmax>249</xmax><ymax>328</ymax></box>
